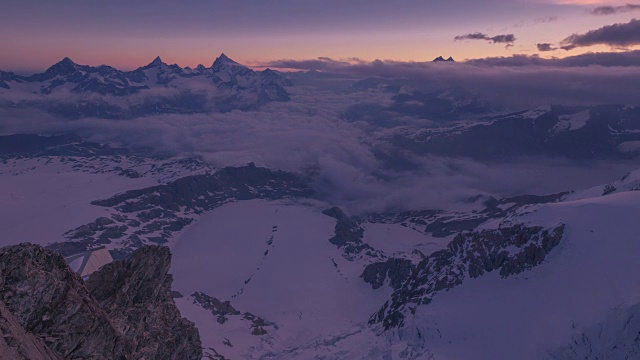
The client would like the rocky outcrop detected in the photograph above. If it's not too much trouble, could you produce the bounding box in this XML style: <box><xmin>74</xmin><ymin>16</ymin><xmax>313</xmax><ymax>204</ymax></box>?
<box><xmin>86</xmin><ymin>246</ymin><xmax>202</xmax><ymax>360</ymax></box>
<box><xmin>191</xmin><ymin>292</ymin><xmax>276</xmax><ymax>336</ymax></box>
<box><xmin>50</xmin><ymin>164</ymin><xmax>314</xmax><ymax>258</ymax></box>
<box><xmin>0</xmin><ymin>243</ymin><xmax>202</xmax><ymax>359</ymax></box>
<box><xmin>0</xmin><ymin>301</ymin><xmax>60</xmax><ymax>360</ymax></box>
<box><xmin>323</xmin><ymin>207</ymin><xmax>383</xmax><ymax>261</ymax></box>
<box><xmin>371</xmin><ymin>224</ymin><xmax>565</xmax><ymax>329</ymax></box>
<box><xmin>361</xmin><ymin>258</ymin><xmax>415</xmax><ymax>290</ymax></box>
<box><xmin>0</xmin><ymin>244</ymin><xmax>131</xmax><ymax>359</ymax></box>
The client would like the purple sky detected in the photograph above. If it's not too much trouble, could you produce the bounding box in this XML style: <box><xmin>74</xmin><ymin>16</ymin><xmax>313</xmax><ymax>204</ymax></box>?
<box><xmin>1</xmin><ymin>0</ymin><xmax>639</xmax><ymax>71</ymax></box>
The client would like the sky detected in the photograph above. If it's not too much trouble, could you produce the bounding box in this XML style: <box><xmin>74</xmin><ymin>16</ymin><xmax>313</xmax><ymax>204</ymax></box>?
<box><xmin>1</xmin><ymin>0</ymin><xmax>640</xmax><ymax>71</ymax></box>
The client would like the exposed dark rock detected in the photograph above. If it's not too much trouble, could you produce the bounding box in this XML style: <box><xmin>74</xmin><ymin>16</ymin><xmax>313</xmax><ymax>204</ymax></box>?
<box><xmin>0</xmin><ymin>301</ymin><xmax>61</xmax><ymax>360</ymax></box>
<box><xmin>86</xmin><ymin>246</ymin><xmax>202</xmax><ymax>360</ymax></box>
<box><xmin>191</xmin><ymin>292</ymin><xmax>276</xmax><ymax>336</ymax></box>
<box><xmin>0</xmin><ymin>243</ymin><xmax>202</xmax><ymax>359</ymax></box>
<box><xmin>191</xmin><ymin>292</ymin><xmax>241</xmax><ymax>324</ymax></box>
<box><xmin>371</xmin><ymin>224</ymin><xmax>565</xmax><ymax>329</ymax></box>
<box><xmin>0</xmin><ymin>244</ymin><xmax>131</xmax><ymax>359</ymax></box>
<box><xmin>602</xmin><ymin>184</ymin><xmax>617</xmax><ymax>195</ymax></box>
<box><xmin>361</xmin><ymin>258</ymin><xmax>415</xmax><ymax>290</ymax></box>
<box><xmin>323</xmin><ymin>207</ymin><xmax>382</xmax><ymax>261</ymax></box>
<box><xmin>53</xmin><ymin>164</ymin><xmax>314</xmax><ymax>255</ymax></box>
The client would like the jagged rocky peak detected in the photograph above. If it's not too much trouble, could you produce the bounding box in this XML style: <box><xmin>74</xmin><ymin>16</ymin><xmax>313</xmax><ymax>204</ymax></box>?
<box><xmin>137</xmin><ymin>56</ymin><xmax>175</xmax><ymax>72</ymax></box>
<box><xmin>212</xmin><ymin>52</ymin><xmax>240</xmax><ymax>68</ymax></box>
<box><xmin>44</xmin><ymin>57</ymin><xmax>80</xmax><ymax>75</ymax></box>
<box><xmin>433</xmin><ymin>56</ymin><xmax>455</xmax><ymax>62</ymax></box>
<box><xmin>147</xmin><ymin>56</ymin><xmax>166</xmax><ymax>67</ymax></box>
<box><xmin>0</xmin><ymin>243</ymin><xmax>202</xmax><ymax>359</ymax></box>
<box><xmin>59</xmin><ymin>56</ymin><xmax>76</xmax><ymax>65</ymax></box>
<box><xmin>86</xmin><ymin>245</ymin><xmax>201</xmax><ymax>359</ymax></box>
<box><xmin>0</xmin><ymin>243</ymin><xmax>131</xmax><ymax>358</ymax></box>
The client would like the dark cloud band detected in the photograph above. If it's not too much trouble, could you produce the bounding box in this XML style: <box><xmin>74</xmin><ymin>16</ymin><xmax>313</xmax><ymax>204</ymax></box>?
<box><xmin>561</xmin><ymin>19</ymin><xmax>640</xmax><ymax>50</ymax></box>
<box><xmin>536</xmin><ymin>43</ymin><xmax>556</xmax><ymax>52</ymax></box>
<box><xmin>454</xmin><ymin>32</ymin><xmax>516</xmax><ymax>47</ymax></box>
<box><xmin>591</xmin><ymin>4</ymin><xmax>640</xmax><ymax>16</ymax></box>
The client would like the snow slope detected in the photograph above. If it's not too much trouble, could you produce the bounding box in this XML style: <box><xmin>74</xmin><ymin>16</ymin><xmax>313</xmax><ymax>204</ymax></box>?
<box><xmin>278</xmin><ymin>189</ymin><xmax>640</xmax><ymax>359</ymax></box>
<box><xmin>2</xmin><ymin>146</ymin><xmax>640</xmax><ymax>359</ymax></box>
<box><xmin>0</xmin><ymin>161</ymin><xmax>155</xmax><ymax>246</ymax></box>
<box><xmin>170</xmin><ymin>200</ymin><xmax>392</xmax><ymax>359</ymax></box>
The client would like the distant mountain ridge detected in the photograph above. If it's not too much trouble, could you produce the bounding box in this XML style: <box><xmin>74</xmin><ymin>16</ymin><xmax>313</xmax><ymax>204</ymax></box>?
<box><xmin>0</xmin><ymin>54</ymin><xmax>291</xmax><ymax>117</ymax></box>
<box><xmin>433</xmin><ymin>56</ymin><xmax>455</xmax><ymax>62</ymax></box>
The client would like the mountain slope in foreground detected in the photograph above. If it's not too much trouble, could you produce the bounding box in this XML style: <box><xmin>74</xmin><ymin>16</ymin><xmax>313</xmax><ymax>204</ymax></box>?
<box><xmin>0</xmin><ymin>244</ymin><xmax>201</xmax><ymax>359</ymax></box>
<box><xmin>1</xmin><ymin>134</ymin><xmax>640</xmax><ymax>358</ymax></box>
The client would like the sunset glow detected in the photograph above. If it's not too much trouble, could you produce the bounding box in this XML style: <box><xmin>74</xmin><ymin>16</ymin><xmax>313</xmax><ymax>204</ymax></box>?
<box><xmin>2</xmin><ymin>0</ymin><xmax>640</xmax><ymax>71</ymax></box>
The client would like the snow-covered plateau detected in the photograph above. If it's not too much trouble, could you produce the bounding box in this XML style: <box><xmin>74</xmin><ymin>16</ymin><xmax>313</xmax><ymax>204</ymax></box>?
<box><xmin>1</xmin><ymin>133</ymin><xmax>639</xmax><ymax>359</ymax></box>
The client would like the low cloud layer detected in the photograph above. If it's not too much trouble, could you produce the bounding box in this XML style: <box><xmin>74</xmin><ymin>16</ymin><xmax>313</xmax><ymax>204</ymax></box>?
<box><xmin>267</xmin><ymin>54</ymin><xmax>640</xmax><ymax>107</ymax></box>
<box><xmin>467</xmin><ymin>50</ymin><xmax>640</xmax><ymax>67</ymax></box>
<box><xmin>2</xmin><ymin>51</ymin><xmax>640</xmax><ymax>214</ymax></box>
<box><xmin>591</xmin><ymin>4</ymin><xmax>640</xmax><ymax>15</ymax></box>
<box><xmin>0</xmin><ymin>106</ymin><xmax>634</xmax><ymax>214</ymax></box>
<box><xmin>561</xmin><ymin>18</ymin><xmax>640</xmax><ymax>50</ymax></box>
<box><xmin>454</xmin><ymin>32</ymin><xmax>516</xmax><ymax>47</ymax></box>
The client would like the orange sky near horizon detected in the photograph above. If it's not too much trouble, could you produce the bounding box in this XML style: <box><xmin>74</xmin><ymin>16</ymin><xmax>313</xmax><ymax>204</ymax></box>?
<box><xmin>0</xmin><ymin>0</ymin><xmax>638</xmax><ymax>72</ymax></box>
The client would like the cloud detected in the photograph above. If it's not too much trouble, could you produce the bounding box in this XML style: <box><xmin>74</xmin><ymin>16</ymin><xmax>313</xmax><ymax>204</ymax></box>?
<box><xmin>534</xmin><ymin>16</ymin><xmax>559</xmax><ymax>24</ymax></box>
<box><xmin>561</xmin><ymin>18</ymin><xmax>640</xmax><ymax>50</ymax></box>
<box><xmin>268</xmin><ymin>57</ymin><xmax>355</xmax><ymax>71</ymax></box>
<box><xmin>591</xmin><ymin>4</ymin><xmax>640</xmax><ymax>15</ymax></box>
<box><xmin>3</xmin><ymin>51</ymin><xmax>640</xmax><ymax>215</ymax></box>
<box><xmin>537</xmin><ymin>43</ymin><xmax>558</xmax><ymax>51</ymax></box>
<box><xmin>1</xmin><ymin>106</ymin><xmax>634</xmax><ymax>214</ymax></box>
<box><xmin>467</xmin><ymin>49</ymin><xmax>640</xmax><ymax>66</ymax></box>
<box><xmin>454</xmin><ymin>32</ymin><xmax>516</xmax><ymax>47</ymax></box>
<box><xmin>3</xmin><ymin>60</ymin><xmax>640</xmax><ymax>215</ymax></box>
<box><xmin>269</xmin><ymin>50</ymin><xmax>640</xmax><ymax>71</ymax></box>
<box><xmin>266</xmin><ymin>54</ymin><xmax>640</xmax><ymax>108</ymax></box>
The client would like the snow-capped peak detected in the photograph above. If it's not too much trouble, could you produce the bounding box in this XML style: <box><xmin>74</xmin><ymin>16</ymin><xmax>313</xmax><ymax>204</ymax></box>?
<box><xmin>44</xmin><ymin>57</ymin><xmax>80</xmax><ymax>75</ymax></box>
<box><xmin>211</xmin><ymin>53</ymin><xmax>240</xmax><ymax>68</ymax></box>
<box><xmin>145</xmin><ymin>56</ymin><xmax>166</xmax><ymax>68</ymax></box>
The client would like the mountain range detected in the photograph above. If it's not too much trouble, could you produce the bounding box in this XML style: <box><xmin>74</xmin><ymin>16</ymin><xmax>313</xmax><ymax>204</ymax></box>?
<box><xmin>0</xmin><ymin>54</ymin><xmax>290</xmax><ymax>117</ymax></box>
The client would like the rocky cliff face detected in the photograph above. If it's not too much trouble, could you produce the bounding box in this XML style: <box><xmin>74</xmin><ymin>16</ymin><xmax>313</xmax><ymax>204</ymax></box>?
<box><xmin>0</xmin><ymin>301</ymin><xmax>60</xmax><ymax>360</ymax></box>
<box><xmin>86</xmin><ymin>246</ymin><xmax>202</xmax><ymax>360</ymax></box>
<box><xmin>0</xmin><ymin>243</ymin><xmax>201</xmax><ymax>360</ymax></box>
<box><xmin>371</xmin><ymin>224</ymin><xmax>566</xmax><ymax>329</ymax></box>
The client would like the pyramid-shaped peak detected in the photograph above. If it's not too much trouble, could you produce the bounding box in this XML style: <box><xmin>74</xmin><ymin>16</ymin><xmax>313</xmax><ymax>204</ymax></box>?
<box><xmin>149</xmin><ymin>56</ymin><xmax>165</xmax><ymax>66</ymax></box>
<box><xmin>433</xmin><ymin>56</ymin><xmax>455</xmax><ymax>62</ymax></box>
<box><xmin>44</xmin><ymin>57</ymin><xmax>80</xmax><ymax>75</ymax></box>
<box><xmin>60</xmin><ymin>57</ymin><xmax>76</xmax><ymax>64</ymax></box>
<box><xmin>212</xmin><ymin>53</ymin><xmax>240</xmax><ymax>67</ymax></box>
